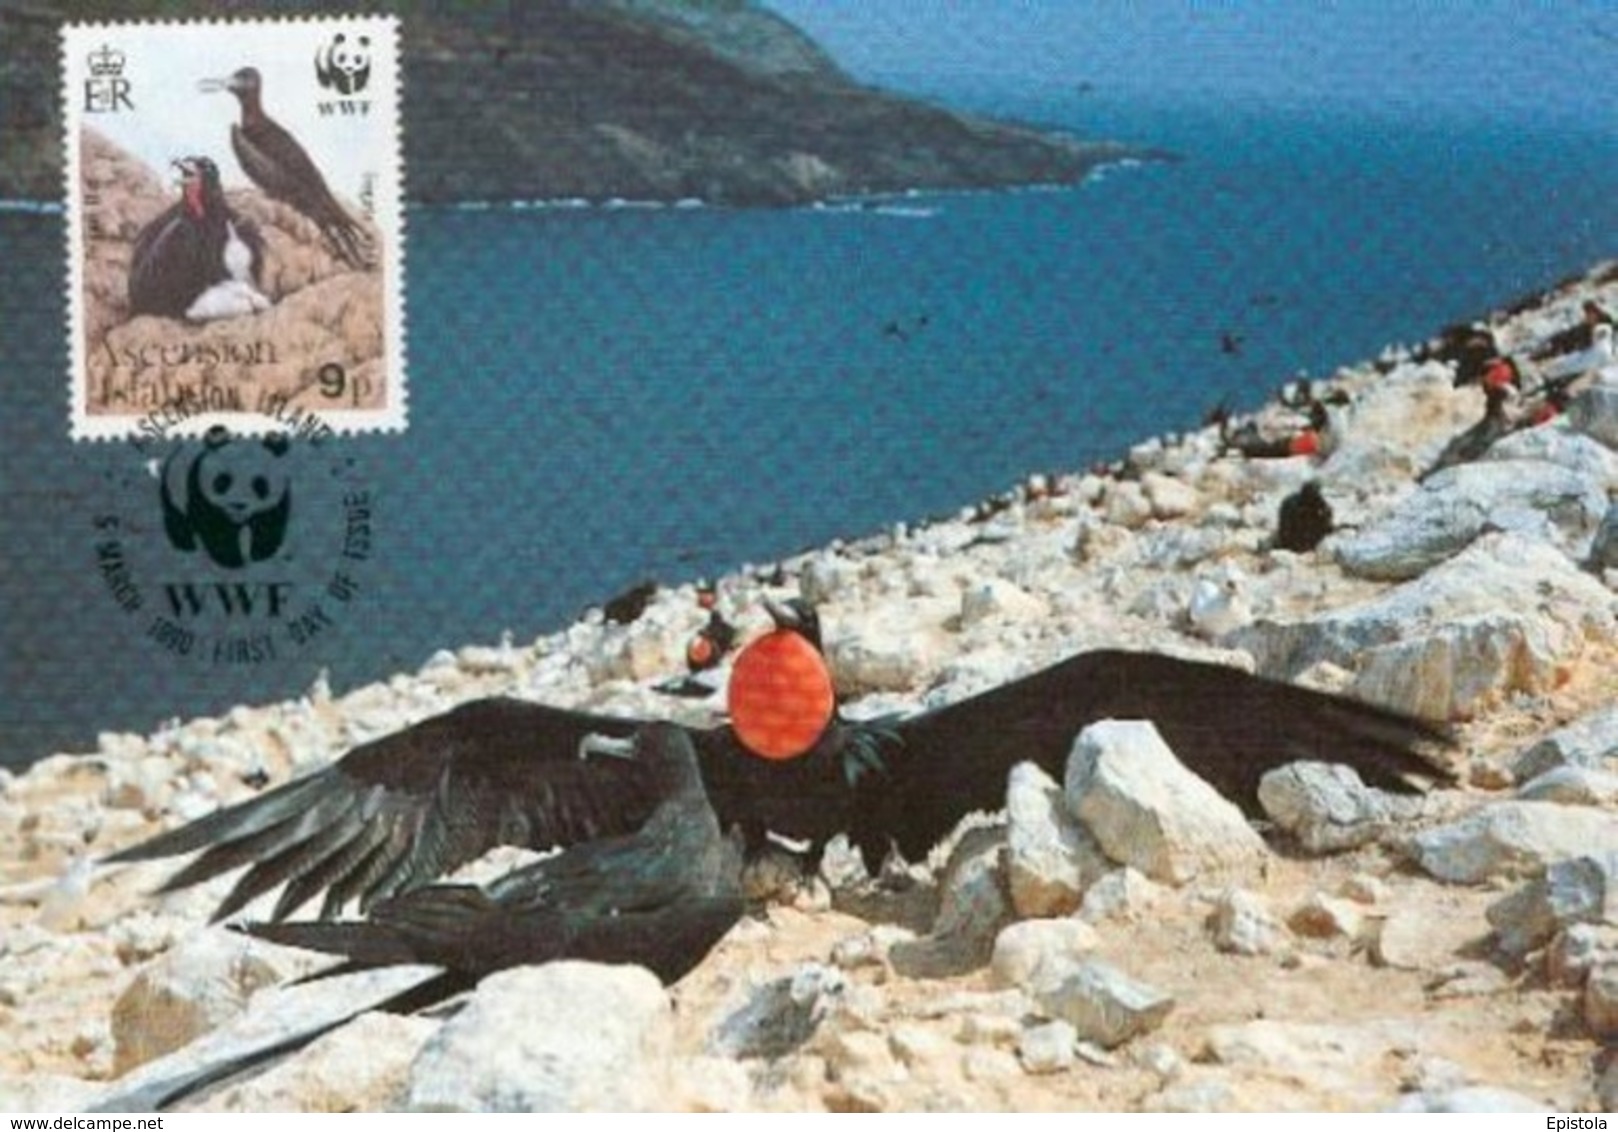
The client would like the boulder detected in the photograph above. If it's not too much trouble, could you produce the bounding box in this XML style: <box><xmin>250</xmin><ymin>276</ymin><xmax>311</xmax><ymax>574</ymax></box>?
<box><xmin>889</xmin><ymin>826</ymin><xmax>1012</xmax><ymax>978</ymax></box>
<box><xmin>1065</xmin><ymin>721</ymin><xmax>1269</xmax><ymax>885</ymax></box>
<box><xmin>1257</xmin><ymin>761</ymin><xmax>1425</xmax><ymax>854</ymax></box>
<box><xmin>1005</xmin><ymin>762</ymin><xmax>1107</xmax><ymax>917</ymax></box>
<box><xmin>1235</xmin><ymin>533</ymin><xmax>1617</xmax><ymax>720</ymax></box>
<box><xmin>92</xmin><ymin>967</ymin><xmax>439</xmax><ymax>1112</ymax></box>
<box><xmin>1208</xmin><ymin>888</ymin><xmax>1286</xmax><ymax>956</ymax></box>
<box><xmin>989</xmin><ymin>918</ymin><xmax>1101</xmax><ymax>990</ymax></box>
<box><xmin>1334</xmin><ymin>460</ymin><xmax>1605</xmax><ymax>580</ymax></box>
<box><xmin>1565</xmin><ymin>382</ymin><xmax>1618</xmax><ymax>450</ymax></box>
<box><xmin>1515</xmin><ymin>767</ymin><xmax>1618</xmax><ymax>805</ymax></box>
<box><xmin>710</xmin><ymin>964</ymin><xmax>843</xmax><ymax>1060</ymax></box>
<box><xmin>1017</xmin><ymin>1020</ymin><xmax>1078</xmax><ymax>1074</ymax></box>
<box><xmin>1486</xmin><ymin>427</ymin><xmax>1618</xmax><ymax>492</ymax></box>
<box><xmin>1404</xmin><ymin>803</ymin><xmax>1618</xmax><ymax>884</ymax></box>
<box><xmin>111</xmin><ymin>930</ymin><xmax>285</xmax><ymax>1074</ymax></box>
<box><xmin>1023</xmin><ymin>958</ymin><xmax>1174</xmax><ymax>1049</ymax></box>
<box><xmin>406</xmin><ymin>963</ymin><xmax>674</xmax><ymax>1112</ymax></box>
<box><xmin>1512</xmin><ymin>704</ymin><xmax>1618</xmax><ymax>781</ymax></box>
<box><xmin>199</xmin><ymin>1011</ymin><xmax>437</xmax><ymax>1112</ymax></box>
<box><xmin>1485</xmin><ymin>852</ymin><xmax>1618</xmax><ymax>957</ymax></box>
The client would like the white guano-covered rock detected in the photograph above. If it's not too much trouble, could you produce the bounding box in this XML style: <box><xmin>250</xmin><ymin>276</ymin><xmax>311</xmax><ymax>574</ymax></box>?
<box><xmin>111</xmin><ymin>929</ymin><xmax>285</xmax><ymax>1074</ymax></box>
<box><xmin>1565</xmin><ymin>382</ymin><xmax>1618</xmax><ymax>450</ymax></box>
<box><xmin>1064</xmin><ymin>721</ymin><xmax>1269</xmax><ymax>886</ymax></box>
<box><xmin>1512</xmin><ymin>704</ymin><xmax>1618</xmax><ymax>781</ymax></box>
<box><xmin>1141</xmin><ymin>472</ymin><xmax>1200</xmax><ymax>520</ymax></box>
<box><xmin>92</xmin><ymin>967</ymin><xmax>440</xmax><ymax>1112</ymax></box>
<box><xmin>1486</xmin><ymin>426</ymin><xmax>1618</xmax><ymax>492</ymax></box>
<box><xmin>960</xmin><ymin>578</ymin><xmax>1046</xmax><ymax>628</ymax></box>
<box><xmin>1334</xmin><ymin>460</ymin><xmax>1606</xmax><ymax>581</ymax></box>
<box><xmin>1025</xmin><ymin>959</ymin><xmax>1174</xmax><ymax>1049</ymax></box>
<box><xmin>1236</xmin><ymin>533</ymin><xmax>1618</xmax><ymax>720</ymax></box>
<box><xmin>199</xmin><ymin>1011</ymin><xmax>439</xmax><ymax>1112</ymax></box>
<box><xmin>1257</xmin><ymin>762</ymin><xmax>1425</xmax><ymax>854</ymax></box>
<box><xmin>989</xmin><ymin>918</ymin><xmax>1101</xmax><ymax>991</ymax></box>
<box><xmin>1208</xmin><ymin>888</ymin><xmax>1286</xmax><ymax>956</ymax></box>
<box><xmin>1005</xmin><ymin>762</ymin><xmax>1108</xmax><ymax>917</ymax></box>
<box><xmin>1017</xmin><ymin>1020</ymin><xmax>1078</xmax><ymax>1074</ymax></box>
<box><xmin>406</xmin><ymin>963</ymin><xmax>674</xmax><ymax>1112</ymax></box>
<box><xmin>825</xmin><ymin>605</ymin><xmax>951</xmax><ymax>694</ymax></box>
<box><xmin>1485</xmin><ymin>852</ymin><xmax>1618</xmax><ymax>957</ymax></box>
<box><xmin>1404</xmin><ymin>803</ymin><xmax>1618</xmax><ymax>885</ymax></box>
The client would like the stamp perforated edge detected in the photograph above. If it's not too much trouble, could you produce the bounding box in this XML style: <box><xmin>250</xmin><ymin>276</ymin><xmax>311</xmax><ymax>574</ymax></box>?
<box><xmin>61</xmin><ymin>15</ymin><xmax>408</xmax><ymax>442</ymax></box>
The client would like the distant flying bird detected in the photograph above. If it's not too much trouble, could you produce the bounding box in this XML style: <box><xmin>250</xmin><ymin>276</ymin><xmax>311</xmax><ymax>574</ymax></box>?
<box><xmin>129</xmin><ymin>155</ymin><xmax>268</xmax><ymax>322</ymax></box>
<box><xmin>882</xmin><ymin>312</ymin><xmax>931</xmax><ymax>343</ymax></box>
<box><xmin>199</xmin><ymin>66</ymin><xmax>371</xmax><ymax>269</ymax></box>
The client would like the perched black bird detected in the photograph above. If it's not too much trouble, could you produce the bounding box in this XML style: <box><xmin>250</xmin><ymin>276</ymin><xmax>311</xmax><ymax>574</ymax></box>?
<box><xmin>1275</xmin><ymin>481</ymin><xmax>1334</xmax><ymax>553</ymax></box>
<box><xmin>1528</xmin><ymin>300</ymin><xmax>1613</xmax><ymax>363</ymax></box>
<box><xmin>245</xmin><ymin>723</ymin><xmax>743</xmax><ymax>994</ymax></box>
<box><xmin>654</xmin><ymin>603</ymin><xmax>740</xmax><ymax>699</ymax></box>
<box><xmin>1224</xmin><ymin>401</ymin><xmax>1332</xmax><ymax>460</ymax></box>
<box><xmin>200</xmin><ymin>66</ymin><xmax>370</xmax><ymax>269</ymax></box>
<box><xmin>602</xmin><ymin>579</ymin><xmax>658</xmax><ymax>625</ymax></box>
<box><xmin>107</xmin><ymin>598</ymin><xmax>1452</xmax><ymax>923</ymax></box>
<box><xmin>1424</xmin><ymin>323</ymin><xmax>1500</xmax><ymax>388</ymax></box>
<box><xmin>129</xmin><ymin>156</ymin><xmax>267</xmax><ymax>321</ymax></box>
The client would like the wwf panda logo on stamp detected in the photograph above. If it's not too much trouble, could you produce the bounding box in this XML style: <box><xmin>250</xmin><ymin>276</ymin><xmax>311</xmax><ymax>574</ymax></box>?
<box><xmin>62</xmin><ymin>17</ymin><xmax>406</xmax><ymax>441</ymax></box>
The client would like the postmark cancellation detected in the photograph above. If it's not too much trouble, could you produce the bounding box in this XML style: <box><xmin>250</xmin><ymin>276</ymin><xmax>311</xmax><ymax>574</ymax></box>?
<box><xmin>63</xmin><ymin>17</ymin><xmax>406</xmax><ymax>440</ymax></box>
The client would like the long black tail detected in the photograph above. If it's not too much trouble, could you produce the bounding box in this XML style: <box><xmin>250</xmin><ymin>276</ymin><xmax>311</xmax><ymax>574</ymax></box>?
<box><xmin>89</xmin><ymin>970</ymin><xmax>464</xmax><ymax>1113</ymax></box>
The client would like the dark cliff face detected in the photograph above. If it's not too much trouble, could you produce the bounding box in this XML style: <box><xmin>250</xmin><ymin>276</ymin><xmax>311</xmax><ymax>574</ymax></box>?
<box><xmin>3</xmin><ymin>0</ymin><xmax>1132</xmax><ymax>206</ymax></box>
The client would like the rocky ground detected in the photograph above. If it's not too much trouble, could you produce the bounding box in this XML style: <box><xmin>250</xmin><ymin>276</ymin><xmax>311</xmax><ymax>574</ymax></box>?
<box><xmin>5</xmin><ymin>265</ymin><xmax>1618</xmax><ymax>1112</ymax></box>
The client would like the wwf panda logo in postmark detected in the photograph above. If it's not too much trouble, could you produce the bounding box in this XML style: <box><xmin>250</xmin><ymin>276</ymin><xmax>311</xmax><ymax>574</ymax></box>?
<box><xmin>160</xmin><ymin>427</ymin><xmax>294</xmax><ymax>569</ymax></box>
<box><xmin>93</xmin><ymin>415</ymin><xmax>375</xmax><ymax>667</ymax></box>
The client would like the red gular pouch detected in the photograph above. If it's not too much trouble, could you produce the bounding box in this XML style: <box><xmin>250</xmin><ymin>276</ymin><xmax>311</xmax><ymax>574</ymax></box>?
<box><xmin>1288</xmin><ymin>429</ymin><xmax>1321</xmax><ymax>457</ymax></box>
<box><xmin>727</xmin><ymin>628</ymin><xmax>836</xmax><ymax>760</ymax></box>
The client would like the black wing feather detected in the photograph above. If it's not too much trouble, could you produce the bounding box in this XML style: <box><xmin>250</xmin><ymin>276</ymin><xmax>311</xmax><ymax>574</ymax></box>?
<box><xmin>854</xmin><ymin>649</ymin><xmax>1452</xmax><ymax>865</ymax></box>
<box><xmin>106</xmin><ymin>698</ymin><xmax>659</xmax><ymax>921</ymax></box>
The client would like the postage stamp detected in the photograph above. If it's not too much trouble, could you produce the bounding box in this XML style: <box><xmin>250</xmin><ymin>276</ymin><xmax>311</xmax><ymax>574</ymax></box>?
<box><xmin>62</xmin><ymin>17</ymin><xmax>406</xmax><ymax>441</ymax></box>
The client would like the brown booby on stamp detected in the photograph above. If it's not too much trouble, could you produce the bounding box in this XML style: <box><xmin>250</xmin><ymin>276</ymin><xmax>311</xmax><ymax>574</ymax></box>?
<box><xmin>63</xmin><ymin>17</ymin><xmax>405</xmax><ymax>442</ymax></box>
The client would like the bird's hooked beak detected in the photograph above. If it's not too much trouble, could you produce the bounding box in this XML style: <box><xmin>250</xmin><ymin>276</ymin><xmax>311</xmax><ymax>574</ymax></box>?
<box><xmin>198</xmin><ymin>71</ymin><xmax>252</xmax><ymax>96</ymax></box>
<box><xmin>763</xmin><ymin>597</ymin><xmax>805</xmax><ymax>632</ymax></box>
<box><xmin>576</xmin><ymin>733</ymin><xmax>637</xmax><ymax>762</ymax></box>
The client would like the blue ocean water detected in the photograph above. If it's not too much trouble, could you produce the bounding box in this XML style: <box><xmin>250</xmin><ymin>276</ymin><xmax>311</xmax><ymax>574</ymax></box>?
<box><xmin>3</xmin><ymin>93</ymin><xmax>1616</xmax><ymax>768</ymax></box>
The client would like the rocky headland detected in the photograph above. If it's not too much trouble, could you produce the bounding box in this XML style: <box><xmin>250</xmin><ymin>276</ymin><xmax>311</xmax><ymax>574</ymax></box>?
<box><xmin>2</xmin><ymin>0</ymin><xmax>1146</xmax><ymax>206</ymax></box>
<box><xmin>3</xmin><ymin>263</ymin><xmax>1618</xmax><ymax>1112</ymax></box>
